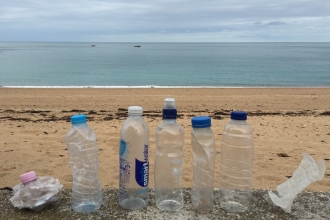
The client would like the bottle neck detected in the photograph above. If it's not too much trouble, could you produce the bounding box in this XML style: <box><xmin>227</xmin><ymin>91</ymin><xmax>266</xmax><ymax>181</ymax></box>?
<box><xmin>163</xmin><ymin>119</ymin><xmax>176</xmax><ymax>123</ymax></box>
<box><xmin>193</xmin><ymin>127</ymin><xmax>211</xmax><ymax>131</ymax></box>
<box><xmin>129</xmin><ymin>114</ymin><xmax>142</xmax><ymax>118</ymax></box>
<box><xmin>72</xmin><ymin>122</ymin><xmax>87</xmax><ymax>128</ymax></box>
<box><xmin>230</xmin><ymin>119</ymin><xmax>247</xmax><ymax>125</ymax></box>
<box><xmin>23</xmin><ymin>179</ymin><xmax>37</xmax><ymax>186</ymax></box>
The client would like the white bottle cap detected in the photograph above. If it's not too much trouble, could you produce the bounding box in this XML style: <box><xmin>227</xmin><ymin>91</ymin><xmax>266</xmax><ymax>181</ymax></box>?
<box><xmin>128</xmin><ymin>106</ymin><xmax>143</xmax><ymax>115</ymax></box>
<box><xmin>164</xmin><ymin>98</ymin><xmax>176</xmax><ymax>109</ymax></box>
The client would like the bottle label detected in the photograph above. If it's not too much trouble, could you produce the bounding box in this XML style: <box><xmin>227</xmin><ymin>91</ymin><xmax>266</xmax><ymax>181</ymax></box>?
<box><xmin>135</xmin><ymin>144</ymin><xmax>149</xmax><ymax>187</ymax></box>
<box><xmin>120</xmin><ymin>140</ymin><xmax>127</xmax><ymax>157</ymax></box>
<box><xmin>120</xmin><ymin>140</ymin><xmax>149</xmax><ymax>190</ymax></box>
<box><xmin>119</xmin><ymin>140</ymin><xmax>130</xmax><ymax>189</ymax></box>
<box><xmin>120</xmin><ymin>158</ymin><xmax>131</xmax><ymax>185</ymax></box>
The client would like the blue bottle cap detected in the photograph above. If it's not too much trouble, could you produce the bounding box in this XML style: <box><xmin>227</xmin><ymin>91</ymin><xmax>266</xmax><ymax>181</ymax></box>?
<box><xmin>191</xmin><ymin>116</ymin><xmax>211</xmax><ymax>128</ymax></box>
<box><xmin>71</xmin><ymin>114</ymin><xmax>87</xmax><ymax>124</ymax></box>
<box><xmin>163</xmin><ymin>108</ymin><xmax>177</xmax><ymax>119</ymax></box>
<box><xmin>231</xmin><ymin>111</ymin><xmax>247</xmax><ymax>120</ymax></box>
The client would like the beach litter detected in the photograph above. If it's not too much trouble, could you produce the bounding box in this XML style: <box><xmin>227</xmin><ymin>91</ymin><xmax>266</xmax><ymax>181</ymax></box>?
<box><xmin>268</xmin><ymin>152</ymin><xmax>326</xmax><ymax>213</ymax></box>
<box><xmin>10</xmin><ymin>171</ymin><xmax>63</xmax><ymax>212</ymax></box>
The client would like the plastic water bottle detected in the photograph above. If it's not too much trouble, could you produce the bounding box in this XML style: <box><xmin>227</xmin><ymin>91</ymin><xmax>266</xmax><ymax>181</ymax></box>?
<box><xmin>219</xmin><ymin>111</ymin><xmax>254</xmax><ymax>213</ymax></box>
<box><xmin>191</xmin><ymin>116</ymin><xmax>216</xmax><ymax>213</ymax></box>
<box><xmin>65</xmin><ymin>114</ymin><xmax>102</xmax><ymax>213</ymax></box>
<box><xmin>155</xmin><ymin>98</ymin><xmax>184</xmax><ymax>212</ymax></box>
<box><xmin>119</xmin><ymin>106</ymin><xmax>150</xmax><ymax>210</ymax></box>
<box><xmin>9</xmin><ymin>171</ymin><xmax>62</xmax><ymax>212</ymax></box>
<box><xmin>268</xmin><ymin>152</ymin><xmax>326</xmax><ymax>213</ymax></box>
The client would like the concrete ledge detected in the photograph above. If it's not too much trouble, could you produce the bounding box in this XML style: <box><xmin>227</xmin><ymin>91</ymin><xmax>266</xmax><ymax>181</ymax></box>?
<box><xmin>0</xmin><ymin>189</ymin><xmax>329</xmax><ymax>220</ymax></box>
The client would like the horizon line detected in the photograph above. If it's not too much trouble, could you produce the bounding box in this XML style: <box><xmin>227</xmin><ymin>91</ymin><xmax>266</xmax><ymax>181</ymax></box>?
<box><xmin>1</xmin><ymin>41</ymin><xmax>330</xmax><ymax>43</ymax></box>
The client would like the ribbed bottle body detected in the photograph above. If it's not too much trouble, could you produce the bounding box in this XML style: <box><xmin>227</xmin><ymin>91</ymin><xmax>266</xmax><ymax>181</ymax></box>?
<box><xmin>191</xmin><ymin>127</ymin><xmax>216</xmax><ymax>214</ymax></box>
<box><xmin>219</xmin><ymin>120</ymin><xmax>254</xmax><ymax>213</ymax></box>
<box><xmin>155</xmin><ymin>120</ymin><xmax>184</xmax><ymax>212</ymax></box>
<box><xmin>65</xmin><ymin>124</ymin><xmax>102</xmax><ymax>213</ymax></box>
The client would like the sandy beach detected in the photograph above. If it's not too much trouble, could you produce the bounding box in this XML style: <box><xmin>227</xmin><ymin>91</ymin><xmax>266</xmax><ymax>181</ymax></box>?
<box><xmin>0</xmin><ymin>88</ymin><xmax>329</xmax><ymax>192</ymax></box>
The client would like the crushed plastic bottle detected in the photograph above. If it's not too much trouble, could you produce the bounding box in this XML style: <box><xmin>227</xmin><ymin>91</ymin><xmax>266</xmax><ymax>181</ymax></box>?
<box><xmin>191</xmin><ymin>116</ymin><xmax>216</xmax><ymax>213</ymax></box>
<box><xmin>65</xmin><ymin>114</ymin><xmax>102</xmax><ymax>213</ymax></box>
<box><xmin>268</xmin><ymin>152</ymin><xmax>326</xmax><ymax>213</ymax></box>
<box><xmin>9</xmin><ymin>171</ymin><xmax>63</xmax><ymax>212</ymax></box>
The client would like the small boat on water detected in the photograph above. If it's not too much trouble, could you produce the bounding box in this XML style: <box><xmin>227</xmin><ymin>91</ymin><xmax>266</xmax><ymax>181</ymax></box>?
<box><xmin>91</xmin><ymin>45</ymin><xmax>96</xmax><ymax>47</ymax></box>
<box><xmin>134</xmin><ymin>45</ymin><xmax>141</xmax><ymax>48</ymax></box>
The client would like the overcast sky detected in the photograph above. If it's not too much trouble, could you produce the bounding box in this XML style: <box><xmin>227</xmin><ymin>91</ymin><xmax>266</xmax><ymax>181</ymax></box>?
<box><xmin>1</xmin><ymin>0</ymin><xmax>330</xmax><ymax>42</ymax></box>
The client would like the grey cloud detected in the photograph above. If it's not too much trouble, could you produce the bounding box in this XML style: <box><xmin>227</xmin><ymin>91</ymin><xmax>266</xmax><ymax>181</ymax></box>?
<box><xmin>0</xmin><ymin>0</ymin><xmax>330</xmax><ymax>41</ymax></box>
<box><xmin>265</xmin><ymin>21</ymin><xmax>288</xmax><ymax>26</ymax></box>
<box><xmin>254</xmin><ymin>21</ymin><xmax>289</xmax><ymax>27</ymax></box>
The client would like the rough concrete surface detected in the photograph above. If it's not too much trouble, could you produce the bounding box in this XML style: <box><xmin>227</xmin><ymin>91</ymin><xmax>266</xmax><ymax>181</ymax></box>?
<box><xmin>0</xmin><ymin>189</ymin><xmax>329</xmax><ymax>220</ymax></box>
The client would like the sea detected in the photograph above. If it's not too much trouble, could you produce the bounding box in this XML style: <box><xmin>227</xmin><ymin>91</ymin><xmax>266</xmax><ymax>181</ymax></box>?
<box><xmin>0</xmin><ymin>42</ymin><xmax>329</xmax><ymax>88</ymax></box>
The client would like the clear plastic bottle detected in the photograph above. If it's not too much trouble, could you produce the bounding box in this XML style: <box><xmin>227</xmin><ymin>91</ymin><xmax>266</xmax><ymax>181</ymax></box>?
<box><xmin>219</xmin><ymin>111</ymin><xmax>254</xmax><ymax>213</ymax></box>
<box><xmin>191</xmin><ymin>116</ymin><xmax>216</xmax><ymax>213</ymax></box>
<box><xmin>119</xmin><ymin>106</ymin><xmax>150</xmax><ymax>210</ymax></box>
<box><xmin>268</xmin><ymin>152</ymin><xmax>326</xmax><ymax>213</ymax></box>
<box><xmin>155</xmin><ymin>98</ymin><xmax>184</xmax><ymax>212</ymax></box>
<box><xmin>9</xmin><ymin>171</ymin><xmax>62</xmax><ymax>212</ymax></box>
<box><xmin>65</xmin><ymin>114</ymin><xmax>102</xmax><ymax>213</ymax></box>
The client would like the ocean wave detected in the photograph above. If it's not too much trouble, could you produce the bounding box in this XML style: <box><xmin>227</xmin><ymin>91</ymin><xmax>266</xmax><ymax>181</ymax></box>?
<box><xmin>1</xmin><ymin>85</ymin><xmax>234</xmax><ymax>88</ymax></box>
<box><xmin>1</xmin><ymin>85</ymin><xmax>328</xmax><ymax>89</ymax></box>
